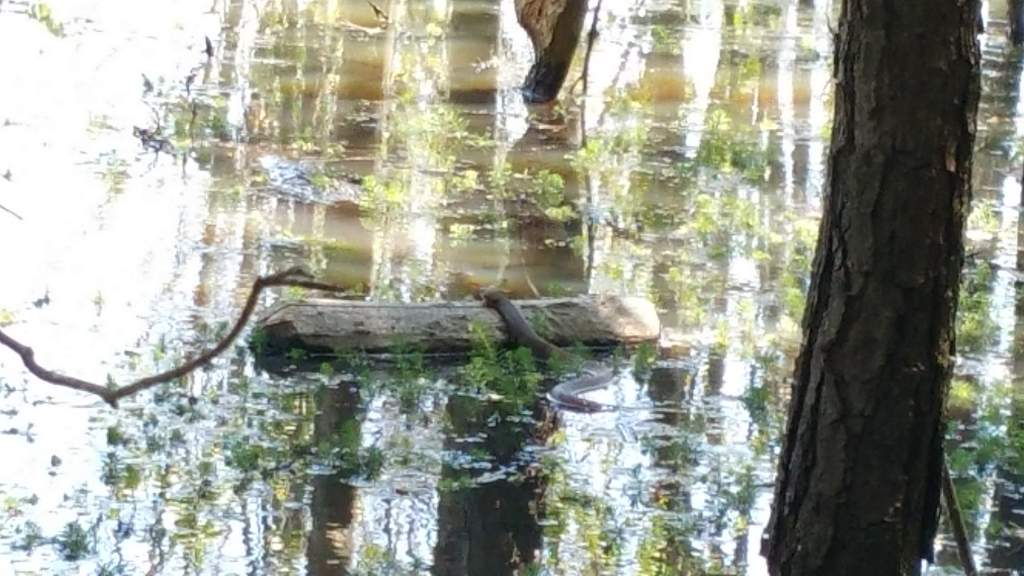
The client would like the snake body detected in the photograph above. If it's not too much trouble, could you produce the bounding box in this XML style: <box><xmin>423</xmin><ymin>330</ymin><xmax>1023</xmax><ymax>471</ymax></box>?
<box><xmin>482</xmin><ymin>288</ymin><xmax>611</xmax><ymax>412</ymax></box>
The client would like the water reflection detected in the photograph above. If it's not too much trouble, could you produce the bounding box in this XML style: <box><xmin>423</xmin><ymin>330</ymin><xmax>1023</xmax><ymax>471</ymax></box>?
<box><xmin>308</xmin><ymin>383</ymin><xmax>362</xmax><ymax>573</ymax></box>
<box><xmin>0</xmin><ymin>0</ymin><xmax>1022</xmax><ymax>574</ymax></box>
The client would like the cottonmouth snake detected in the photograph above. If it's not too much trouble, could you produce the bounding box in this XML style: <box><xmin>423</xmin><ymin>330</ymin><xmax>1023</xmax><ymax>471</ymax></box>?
<box><xmin>481</xmin><ymin>288</ymin><xmax>612</xmax><ymax>412</ymax></box>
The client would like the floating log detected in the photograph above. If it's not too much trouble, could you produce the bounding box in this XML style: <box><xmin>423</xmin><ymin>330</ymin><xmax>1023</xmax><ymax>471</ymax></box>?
<box><xmin>256</xmin><ymin>296</ymin><xmax>660</xmax><ymax>355</ymax></box>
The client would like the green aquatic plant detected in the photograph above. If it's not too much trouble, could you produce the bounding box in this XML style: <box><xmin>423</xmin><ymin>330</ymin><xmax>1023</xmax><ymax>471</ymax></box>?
<box><xmin>286</xmin><ymin>347</ymin><xmax>308</xmax><ymax>363</ymax></box>
<box><xmin>632</xmin><ymin>342</ymin><xmax>657</xmax><ymax>381</ymax></box>
<box><xmin>448</xmin><ymin>169</ymin><xmax>480</xmax><ymax>195</ymax></box>
<box><xmin>665</xmin><ymin>265</ymin><xmax>709</xmax><ymax>326</ymax></box>
<box><xmin>524</xmin><ymin>169</ymin><xmax>566</xmax><ymax>205</ymax></box>
<box><xmin>350</xmin><ymin>541</ymin><xmax>420</xmax><ymax>576</ymax></box>
<box><xmin>947</xmin><ymin>378</ymin><xmax>977</xmax><ymax>413</ymax></box>
<box><xmin>489</xmin><ymin>159</ymin><xmax>514</xmax><ymax>194</ymax></box>
<box><xmin>547</xmin><ymin>341</ymin><xmax>588</xmax><ymax>376</ymax></box>
<box><xmin>360</xmin><ymin>174</ymin><xmax>408</xmax><ymax>217</ymax></box>
<box><xmin>696</xmin><ymin>108</ymin><xmax>774</xmax><ymax>183</ymax></box>
<box><xmin>462</xmin><ymin>322</ymin><xmax>542</xmax><ymax>409</ymax></box>
<box><xmin>542</xmin><ymin>282</ymin><xmax>572</xmax><ymax>297</ymax></box>
<box><xmin>573</xmin><ymin>126</ymin><xmax>645</xmax><ymax>180</ymax></box>
<box><xmin>100</xmin><ymin>452</ymin><xmax>143</xmax><ymax>498</ymax></box>
<box><xmin>956</xmin><ymin>263</ymin><xmax>996</xmax><ymax>355</ymax></box>
<box><xmin>317</xmin><ymin>420</ymin><xmax>384</xmax><ymax>480</ymax></box>
<box><xmin>56</xmin><ymin>520</ymin><xmax>92</xmax><ymax>560</ymax></box>
<box><xmin>98</xmin><ymin>154</ymin><xmax>130</xmax><ymax>196</ymax></box>
<box><xmin>337</xmin><ymin>350</ymin><xmax>372</xmax><ymax>389</ymax></box>
<box><xmin>387</xmin><ymin>96</ymin><xmax>486</xmax><ymax>169</ymax></box>
<box><xmin>225</xmin><ymin>440</ymin><xmax>265</xmax><ymax>474</ymax></box>
<box><xmin>967</xmin><ymin>199</ymin><xmax>1000</xmax><ymax>238</ymax></box>
<box><xmin>394</xmin><ymin>344</ymin><xmax>427</xmax><ymax>381</ymax></box>
<box><xmin>318</xmin><ymin>361</ymin><xmax>335</xmax><ymax>377</ymax></box>
<box><xmin>14</xmin><ymin>521</ymin><xmax>44</xmax><ymax>552</ymax></box>
<box><xmin>247</xmin><ymin>327</ymin><xmax>268</xmax><ymax>356</ymax></box>
<box><xmin>205</xmin><ymin>99</ymin><xmax>232</xmax><ymax>142</ymax></box>
<box><xmin>385</xmin><ymin>342</ymin><xmax>429</xmax><ymax>413</ymax></box>
<box><xmin>651</xmin><ymin>24</ymin><xmax>678</xmax><ymax>54</ymax></box>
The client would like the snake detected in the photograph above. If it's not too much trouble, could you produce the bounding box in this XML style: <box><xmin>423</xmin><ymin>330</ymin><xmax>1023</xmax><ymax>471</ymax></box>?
<box><xmin>481</xmin><ymin>287</ymin><xmax>613</xmax><ymax>412</ymax></box>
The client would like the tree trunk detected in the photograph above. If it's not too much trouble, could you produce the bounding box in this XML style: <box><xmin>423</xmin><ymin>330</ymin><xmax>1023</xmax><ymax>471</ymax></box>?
<box><xmin>1011</xmin><ymin>0</ymin><xmax>1024</xmax><ymax>46</ymax></box>
<box><xmin>432</xmin><ymin>396</ymin><xmax>547</xmax><ymax>575</ymax></box>
<box><xmin>306</xmin><ymin>384</ymin><xmax>361</xmax><ymax>574</ymax></box>
<box><xmin>762</xmin><ymin>1</ymin><xmax>981</xmax><ymax>575</ymax></box>
<box><xmin>515</xmin><ymin>0</ymin><xmax>587</xmax><ymax>103</ymax></box>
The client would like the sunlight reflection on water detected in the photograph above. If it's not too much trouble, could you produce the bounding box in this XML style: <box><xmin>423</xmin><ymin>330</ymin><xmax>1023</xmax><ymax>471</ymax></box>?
<box><xmin>0</xmin><ymin>0</ymin><xmax>1022</xmax><ymax>574</ymax></box>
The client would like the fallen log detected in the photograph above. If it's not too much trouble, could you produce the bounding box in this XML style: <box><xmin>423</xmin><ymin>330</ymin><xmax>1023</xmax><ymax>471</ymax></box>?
<box><xmin>256</xmin><ymin>295</ymin><xmax>660</xmax><ymax>356</ymax></box>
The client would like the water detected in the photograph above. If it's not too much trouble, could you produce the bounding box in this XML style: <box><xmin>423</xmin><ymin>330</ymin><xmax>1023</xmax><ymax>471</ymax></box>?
<box><xmin>0</xmin><ymin>0</ymin><xmax>1021</xmax><ymax>574</ymax></box>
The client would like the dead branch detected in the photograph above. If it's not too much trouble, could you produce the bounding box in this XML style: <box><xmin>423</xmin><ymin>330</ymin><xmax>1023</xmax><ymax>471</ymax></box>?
<box><xmin>580</xmin><ymin>0</ymin><xmax>603</xmax><ymax>99</ymax></box>
<box><xmin>942</xmin><ymin>459</ymin><xmax>978</xmax><ymax>576</ymax></box>
<box><xmin>0</xmin><ymin>202</ymin><xmax>22</xmax><ymax>220</ymax></box>
<box><xmin>0</xmin><ymin>266</ymin><xmax>348</xmax><ymax>408</ymax></box>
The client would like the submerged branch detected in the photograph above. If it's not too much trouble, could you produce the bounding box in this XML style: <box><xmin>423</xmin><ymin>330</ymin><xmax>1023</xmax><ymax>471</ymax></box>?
<box><xmin>0</xmin><ymin>266</ymin><xmax>347</xmax><ymax>408</ymax></box>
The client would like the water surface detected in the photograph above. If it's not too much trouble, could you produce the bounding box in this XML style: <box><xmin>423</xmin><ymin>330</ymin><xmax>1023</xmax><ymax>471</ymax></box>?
<box><xmin>0</xmin><ymin>0</ymin><xmax>1022</xmax><ymax>574</ymax></box>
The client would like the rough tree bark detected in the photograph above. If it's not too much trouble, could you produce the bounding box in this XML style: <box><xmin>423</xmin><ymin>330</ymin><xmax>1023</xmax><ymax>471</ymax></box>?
<box><xmin>515</xmin><ymin>0</ymin><xmax>587</xmax><ymax>103</ymax></box>
<box><xmin>763</xmin><ymin>1</ymin><xmax>981</xmax><ymax>575</ymax></box>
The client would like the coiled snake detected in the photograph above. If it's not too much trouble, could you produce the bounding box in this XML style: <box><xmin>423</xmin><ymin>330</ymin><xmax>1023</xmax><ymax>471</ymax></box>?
<box><xmin>481</xmin><ymin>288</ymin><xmax>613</xmax><ymax>412</ymax></box>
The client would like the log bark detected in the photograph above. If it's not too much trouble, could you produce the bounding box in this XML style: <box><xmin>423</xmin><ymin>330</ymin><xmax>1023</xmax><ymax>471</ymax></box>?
<box><xmin>762</xmin><ymin>1</ymin><xmax>981</xmax><ymax>575</ymax></box>
<box><xmin>256</xmin><ymin>295</ymin><xmax>659</xmax><ymax>355</ymax></box>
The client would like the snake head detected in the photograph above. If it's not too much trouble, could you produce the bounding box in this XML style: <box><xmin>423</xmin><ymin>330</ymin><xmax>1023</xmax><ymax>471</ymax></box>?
<box><xmin>479</xmin><ymin>287</ymin><xmax>505</xmax><ymax>308</ymax></box>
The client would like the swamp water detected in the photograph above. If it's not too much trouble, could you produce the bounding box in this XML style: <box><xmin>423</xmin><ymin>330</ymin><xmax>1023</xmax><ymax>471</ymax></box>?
<box><xmin>0</xmin><ymin>0</ymin><xmax>1022</xmax><ymax>574</ymax></box>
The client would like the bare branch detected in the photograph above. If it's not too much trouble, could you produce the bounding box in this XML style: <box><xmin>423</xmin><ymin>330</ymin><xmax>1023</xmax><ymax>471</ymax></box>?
<box><xmin>570</xmin><ymin>0</ymin><xmax>604</xmax><ymax>98</ymax></box>
<box><xmin>0</xmin><ymin>266</ymin><xmax>348</xmax><ymax>407</ymax></box>
<box><xmin>580</xmin><ymin>0</ymin><xmax>603</xmax><ymax>99</ymax></box>
<box><xmin>0</xmin><ymin>330</ymin><xmax>113</xmax><ymax>398</ymax></box>
<box><xmin>0</xmin><ymin>202</ymin><xmax>23</xmax><ymax>220</ymax></box>
<box><xmin>942</xmin><ymin>460</ymin><xmax>978</xmax><ymax>576</ymax></box>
